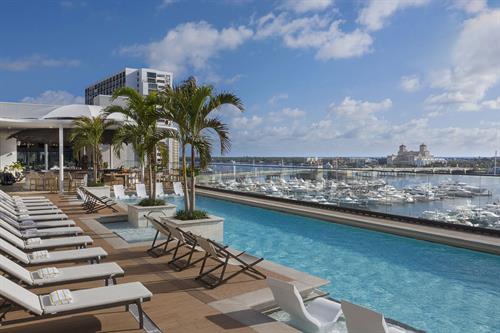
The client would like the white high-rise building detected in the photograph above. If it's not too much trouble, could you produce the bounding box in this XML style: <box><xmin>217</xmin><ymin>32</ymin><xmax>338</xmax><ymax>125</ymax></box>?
<box><xmin>85</xmin><ymin>67</ymin><xmax>173</xmax><ymax>105</ymax></box>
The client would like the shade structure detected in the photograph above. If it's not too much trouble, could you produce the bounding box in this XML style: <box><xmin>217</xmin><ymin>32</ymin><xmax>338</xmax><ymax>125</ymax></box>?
<box><xmin>8</xmin><ymin>129</ymin><xmax>117</xmax><ymax>145</ymax></box>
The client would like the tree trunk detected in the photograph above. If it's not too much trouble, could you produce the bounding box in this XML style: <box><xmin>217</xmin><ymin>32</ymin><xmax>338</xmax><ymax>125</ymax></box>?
<box><xmin>148</xmin><ymin>152</ymin><xmax>155</xmax><ymax>200</ymax></box>
<box><xmin>190</xmin><ymin>145</ymin><xmax>196</xmax><ymax>213</ymax></box>
<box><xmin>181</xmin><ymin>144</ymin><xmax>190</xmax><ymax>212</ymax></box>
<box><xmin>151</xmin><ymin>148</ymin><xmax>157</xmax><ymax>200</ymax></box>
<box><xmin>93</xmin><ymin>148</ymin><xmax>98</xmax><ymax>183</ymax></box>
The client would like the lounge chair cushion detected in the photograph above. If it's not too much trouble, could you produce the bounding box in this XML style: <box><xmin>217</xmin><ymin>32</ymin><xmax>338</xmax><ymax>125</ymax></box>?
<box><xmin>40</xmin><ymin>282</ymin><xmax>152</xmax><ymax>314</ymax></box>
<box><xmin>28</xmin><ymin>247</ymin><xmax>107</xmax><ymax>265</ymax></box>
<box><xmin>31</xmin><ymin>262</ymin><xmax>124</xmax><ymax>286</ymax></box>
<box><xmin>24</xmin><ymin>235</ymin><xmax>93</xmax><ymax>250</ymax></box>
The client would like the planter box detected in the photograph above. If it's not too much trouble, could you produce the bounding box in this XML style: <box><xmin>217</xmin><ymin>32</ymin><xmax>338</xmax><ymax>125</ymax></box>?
<box><xmin>83</xmin><ymin>186</ymin><xmax>111</xmax><ymax>199</ymax></box>
<box><xmin>161</xmin><ymin>215</ymin><xmax>224</xmax><ymax>243</ymax></box>
<box><xmin>128</xmin><ymin>203</ymin><xmax>176</xmax><ymax>228</ymax></box>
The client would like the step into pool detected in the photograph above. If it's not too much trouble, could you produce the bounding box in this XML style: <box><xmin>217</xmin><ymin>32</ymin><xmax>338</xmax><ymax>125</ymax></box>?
<box><xmin>107</xmin><ymin>195</ymin><xmax>500</xmax><ymax>333</ymax></box>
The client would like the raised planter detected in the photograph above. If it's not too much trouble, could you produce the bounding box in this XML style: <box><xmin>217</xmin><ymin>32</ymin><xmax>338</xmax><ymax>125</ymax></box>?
<box><xmin>161</xmin><ymin>215</ymin><xmax>224</xmax><ymax>243</ymax></box>
<box><xmin>128</xmin><ymin>203</ymin><xmax>176</xmax><ymax>228</ymax></box>
<box><xmin>83</xmin><ymin>186</ymin><xmax>111</xmax><ymax>199</ymax></box>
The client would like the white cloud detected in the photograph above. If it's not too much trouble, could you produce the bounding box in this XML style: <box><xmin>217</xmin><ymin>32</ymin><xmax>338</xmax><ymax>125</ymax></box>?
<box><xmin>329</xmin><ymin>97</ymin><xmax>392</xmax><ymax>116</ymax></box>
<box><xmin>281</xmin><ymin>107</ymin><xmax>306</xmax><ymax>118</ymax></box>
<box><xmin>120</xmin><ymin>21</ymin><xmax>253</xmax><ymax>75</ymax></box>
<box><xmin>0</xmin><ymin>55</ymin><xmax>80</xmax><ymax>71</ymax></box>
<box><xmin>21</xmin><ymin>90</ymin><xmax>84</xmax><ymax>105</ymax></box>
<box><xmin>400</xmin><ymin>75</ymin><xmax>421</xmax><ymax>92</ymax></box>
<box><xmin>426</xmin><ymin>9</ymin><xmax>500</xmax><ymax>112</ymax></box>
<box><xmin>231</xmin><ymin>115</ymin><xmax>263</xmax><ymax>129</ymax></box>
<box><xmin>481</xmin><ymin>97</ymin><xmax>500</xmax><ymax>110</ymax></box>
<box><xmin>357</xmin><ymin>0</ymin><xmax>430</xmax><ymax>31</ymax></box>
<box><xmin>451</xmin><ymin>0</ymin><xmax>487</xmax><ymax>14</ymax></box>
<box><xmin>280</xmin><ymin>0</ymin><xmax>334</xmax><ymax>13</ymax></box>
<box><xmin>255</xmin><ymin>13</ymin><xmax>373</xmax><ymax>60</ymax></box>
<box><xmin>268</xmin><ymin>93</ymin><xmax>289</xmax><ymax>105</ymax></box>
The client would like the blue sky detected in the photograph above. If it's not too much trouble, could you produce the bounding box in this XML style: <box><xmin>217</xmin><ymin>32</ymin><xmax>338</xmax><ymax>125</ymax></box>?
<box><xmin>0</xmin><ymin>0</ymin><xmax>499</xmax><ymax>157</ymax></box>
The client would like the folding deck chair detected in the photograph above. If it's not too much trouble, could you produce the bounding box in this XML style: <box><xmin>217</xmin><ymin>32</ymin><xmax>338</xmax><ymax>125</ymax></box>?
<box><xmin>165</xmin><ymin>224</ymin><xmax>207</xmax><ymax>271</ymax></box>
<box><xmin>0</xmin><ymin>275</ymin><xmax>152</xmax><ymax>328</ymax></box>
<box><xmin>0</xmin><ymin>238</ymin><xmax>106</xmax><ymax>265</ymax></box>
<box><xmin>144</xmin><ymin>215</ymin><xmax>175</xmax><ymax>257</ymax></box>
<box><xmin>78</xmin><ymin>187</ymin><xmax>118</xmax><ymax>213</ymax></box>
<box><xmin>0</xmin><ymin>255</ymin><xmax>124</xmax><ymax>287</ymax></box>
<box><xmin>195</xmin><ymin>236</ymin><xmax>266</xmax><ymax>288</ymax></box>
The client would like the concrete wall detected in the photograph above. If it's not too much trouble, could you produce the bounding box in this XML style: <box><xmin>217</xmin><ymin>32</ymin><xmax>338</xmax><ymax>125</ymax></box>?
<box><xmin>0</xmin><ymin>130</ymin><xmax>17</xmax><ymax>169</ymax></box>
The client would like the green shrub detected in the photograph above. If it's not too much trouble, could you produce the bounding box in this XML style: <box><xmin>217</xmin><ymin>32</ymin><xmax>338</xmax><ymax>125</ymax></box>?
<box><xmin>138</xmin><ymin>198</ymin><xmax>166</xmax><ymax>207</ymax></box>
<box><xmin>175</xmin><ymin>209</ymin><xmax>208</xmax><ymax>220</ymax></box>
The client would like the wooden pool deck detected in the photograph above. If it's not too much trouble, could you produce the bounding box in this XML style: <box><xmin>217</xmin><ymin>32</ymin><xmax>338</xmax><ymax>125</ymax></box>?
<box><xmin>1</xmin><ymin>192</ymin><xmax>329</xmax><ymax>333</ymax></box>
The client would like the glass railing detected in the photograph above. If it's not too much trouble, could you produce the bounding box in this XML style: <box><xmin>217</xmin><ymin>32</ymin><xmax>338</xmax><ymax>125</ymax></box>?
<box><xmin>197</xmin><ymin>163</ymin><xmax>500</xmax><ymax>231</ymax></box>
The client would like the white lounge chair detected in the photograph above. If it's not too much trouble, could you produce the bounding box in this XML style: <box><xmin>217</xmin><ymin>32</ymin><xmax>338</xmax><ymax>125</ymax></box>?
<box><xmin>0</xmin><ymin>255</ymin><xmax>124</xmax><ymax>287</ymax></box>
<box><xmin>113</xmin><ymin>184</ymin><xmax>130</xmax><ymax>200</ymax></box>
<box><xmin>0</xmin><ymin>205</ymin><xmax>63</xmax><ymax>217</ymax></box>
<box><xmin>267</xmin><ymin>277</ymin><xmax>342</xmax><ymax>333</ymax></box>
<box><xmin>136</xmin><ymin>183</ymin><xmax>148</xmax><ymax>198</ymax></box>
<box><xmin>0</xmin><ymin>191</ymin><xmax>51</xmax><ymax>203</ymax></box>
<box><xmin>0</xmin><ymin>275</ymin><xmax>152</xmax><ymax>328</ymax></box>
<box><xmin>0</xmin><ymin>209</ymin><xmax>68</xmax><ymax>222</ymax></box>
<box><xmin>155</xmin><ymin>182</ymin><xmax>167</xmax><ymax>198</ymax></box>
<box><xmin>0</xmin><ymin>198</ymin><xmax>57</xmax><ymax>210</ymax></box>
<box><xmin>341</xmin><ymin>301</ymin><xmax>405</xmax><ymax>333</ymax></box>
<box><xmin>0</xmin><ymin>238</ymin><xmax>106</xmax><ymax>265</ymax></box>
<box><xmin>0</xmin><ymin>215</ymin><xmax>76</xmax><ymax>229</ymax></box>
<box><xmin>0</xmin><ymin>219</ymin><xmax>82</xmax><ymax>238</ymax></box>
<box><xmin>0</xmin><ymin>227</ymin><xmax>93</xmax><ymax>251</ymax></box>
<box><xmin>173</xmin><ymin>182</ymin><xmax>184</xmax><ymax>196</ymax></box>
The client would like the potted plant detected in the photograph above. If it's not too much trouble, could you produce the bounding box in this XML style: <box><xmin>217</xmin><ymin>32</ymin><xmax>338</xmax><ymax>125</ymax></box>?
<box><xmin>127</xmin><ymin>198</ymin><xmax>176</xmax><ymax>228</ymax></box>
<box><xmin>159</xmin><ymin>77</ymin><xmax>243</xmax><ymax>241</ymax></box>
<box><xmin>105</xmin><ymin>88</ymin><xmax>178</xmax><ymax>227</ymax></box>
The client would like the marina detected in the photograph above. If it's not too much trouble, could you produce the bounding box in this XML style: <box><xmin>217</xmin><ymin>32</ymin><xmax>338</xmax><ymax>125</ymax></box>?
<box><xmin>200</xmin><ymin>164</ymin><xmax>500</xmax><ymax>230</ymax></box>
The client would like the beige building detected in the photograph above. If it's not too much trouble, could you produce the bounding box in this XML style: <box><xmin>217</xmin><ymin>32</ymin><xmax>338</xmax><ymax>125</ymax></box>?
<box><xmin>387</xmin><ymin>143</ymin><xmax>438</xmax><ymax>167</ymax></box>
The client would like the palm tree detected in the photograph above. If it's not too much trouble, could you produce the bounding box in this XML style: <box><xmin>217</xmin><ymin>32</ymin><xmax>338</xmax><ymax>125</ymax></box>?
<box><xmin>161</xmin><ymin>77</ymin><xmax>243</xmax><ymax>214</ymax></box>
<box><xmin>104</xmin><ymin>87</ymin><xmax>176</xmax><ymax>200</ymax></box>
<box><xmin>69</xmin><ymin>115</ymin><xmax>113</xmax><ymax>183</ymax></box>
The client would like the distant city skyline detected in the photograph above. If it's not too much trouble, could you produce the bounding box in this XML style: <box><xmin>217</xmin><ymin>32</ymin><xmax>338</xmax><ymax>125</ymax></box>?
<box><xmin>0</xmin><ymin>0</ymin><xmax>499</xmax><ymax>157</ymax></box>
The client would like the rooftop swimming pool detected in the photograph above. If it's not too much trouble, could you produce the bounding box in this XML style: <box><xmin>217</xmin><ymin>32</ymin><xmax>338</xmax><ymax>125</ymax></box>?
<box><xmin>109</xmin><ymin>195</ymin><xmax>500</xmax><ymax>333</ymax></box>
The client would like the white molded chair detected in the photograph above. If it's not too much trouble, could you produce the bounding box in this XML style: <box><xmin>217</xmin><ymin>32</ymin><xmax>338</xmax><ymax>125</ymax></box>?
<box><xmin>341</xmin><ymin>301</ymin><xmax>405</xmax><ymax>333</ymax></box>
<box><xmin>113</xmin><ymin>185</ymin><xmax>129</xmax><ymax>200</ymax></box>
<box><xmin>173</xmin><ymin>182</ymin><xmax>184</xmax><ymax>196</ymax></box>
<box><xmin>267</xmin><ymin>277</ymin><xmax>342</xmax><ymax>333</ymax></box>
<box><xmin>155</xmin><ymin>182</ymin><xmax>166</xmax><ymax>198</ymax></box>
<box><xmin>136</xmin><ymin>183</ymin><xmax>148</xmax><ymax>198</ymax></box>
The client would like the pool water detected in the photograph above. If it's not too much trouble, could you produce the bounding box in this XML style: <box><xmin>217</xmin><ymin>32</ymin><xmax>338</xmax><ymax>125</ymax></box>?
<box><xmin>109</xmin><ymin>195</ymin><xmax>500</xmax><ymax>333</ymax></box>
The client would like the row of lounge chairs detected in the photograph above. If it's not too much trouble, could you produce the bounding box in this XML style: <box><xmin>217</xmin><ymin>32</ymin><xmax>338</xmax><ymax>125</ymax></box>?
<box><xmin>146</xmin><ymin>215</ymin><xmax>266</xmax><ymax>289</ymax></box>
<box><xmin>0</xmin><ymin>190</ymin><xmax>152</xmax><ymax>328</ymax></box>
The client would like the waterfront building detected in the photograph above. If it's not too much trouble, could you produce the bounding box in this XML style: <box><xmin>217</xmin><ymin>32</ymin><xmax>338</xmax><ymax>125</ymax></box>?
<box><xmin>0</xmin><ymin>102</ymin><xmax>176</xmax><ymax>175</ymax></box>
<box><xmin>387</xmin><ymin>143</ymin><xmax>443</xmax><ymax>167</ymax></box>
